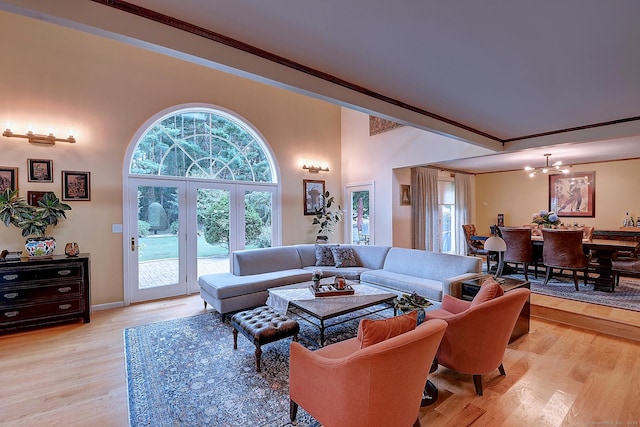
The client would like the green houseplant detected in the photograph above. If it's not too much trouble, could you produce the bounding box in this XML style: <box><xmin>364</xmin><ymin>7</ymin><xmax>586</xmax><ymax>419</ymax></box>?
<box><xmin>0</xmin><ymin>188</ymin><xmax>71</xmax><ymax>256</ymax></box>
<box><xmin>312</xmin><ymin>190</ymin><xmax>343</xmax><ymax>242</ymax></box>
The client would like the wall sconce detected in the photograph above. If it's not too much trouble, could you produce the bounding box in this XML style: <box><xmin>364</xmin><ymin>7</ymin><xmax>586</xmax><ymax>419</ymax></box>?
<box><xmin>302</xmin><ymin>163</ymin><xmax>329</xmax><ymax>173</ymax></box>
<box><xmin>2</xmin><ymin>127</ymin><xmax>76</xmax><ymax>145</ymax></box>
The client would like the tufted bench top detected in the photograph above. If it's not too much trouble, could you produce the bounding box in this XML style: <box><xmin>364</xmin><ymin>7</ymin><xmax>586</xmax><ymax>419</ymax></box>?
<box><xmin>230</xmin><ymin>306</ymin><xmax>299</xmax><ymax>372</ymax></box>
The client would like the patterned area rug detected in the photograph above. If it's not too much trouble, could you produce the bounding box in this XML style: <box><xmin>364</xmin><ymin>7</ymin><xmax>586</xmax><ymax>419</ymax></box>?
<box><xmin>124</xmin><ymin>308</ymin><xmax>384</xmax><ymax>427</ymax></box>
<box><xmin>502</xmin><ymin>270</ymin><xmax>640</xmax><ymax>312</ymax></box>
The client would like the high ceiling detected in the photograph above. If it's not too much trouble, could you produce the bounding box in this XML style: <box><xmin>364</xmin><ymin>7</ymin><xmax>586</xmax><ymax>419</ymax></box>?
<box><xmin>4</xmin><ymin>0</ymin><xmax>640</xmax><ymax>172</ymax></box>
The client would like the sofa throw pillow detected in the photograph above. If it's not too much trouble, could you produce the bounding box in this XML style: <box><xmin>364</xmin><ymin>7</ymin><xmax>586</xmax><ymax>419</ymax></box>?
<box><xmin>331</xmin><ymin>246</ymin><xmax>358</xmax><ymax>268</ymax></box>
<box><xmin>315</xmin><ymin>244</ymin><xmax>338</xmax><ymax>266</ymax></box>
<box><xmin>357</xmin><ymin>311</ymin><xmax>418</xmax><ymax>349</ymax></box>
<box><xmin>470</xmin><ymin>277</ymin><xmax>505</xmax><ymax>307</ymax></box>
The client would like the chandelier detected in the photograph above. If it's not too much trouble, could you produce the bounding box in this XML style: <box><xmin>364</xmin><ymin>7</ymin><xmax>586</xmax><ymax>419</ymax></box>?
<box><xmin>524</xmin><ymin>153</ymin><xmax>570</xmax><ymax>177</ymax></box>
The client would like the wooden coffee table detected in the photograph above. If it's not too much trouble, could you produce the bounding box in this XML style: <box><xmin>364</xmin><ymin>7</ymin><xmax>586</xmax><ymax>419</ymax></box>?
<box><xmin>267</xmin><ymin>280</ymin><xmax>397</xmax><ymax>346</ymax></box>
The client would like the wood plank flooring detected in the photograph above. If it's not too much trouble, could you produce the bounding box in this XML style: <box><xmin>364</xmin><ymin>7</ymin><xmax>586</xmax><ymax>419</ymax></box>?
<box><xmin>0</xmin><ymin>294</ymin><xmax>638</xmax><ymax>427</ymax></box>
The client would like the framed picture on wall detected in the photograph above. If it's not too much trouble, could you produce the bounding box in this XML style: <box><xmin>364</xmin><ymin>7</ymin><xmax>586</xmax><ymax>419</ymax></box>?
<box><xmin>27</xmin><ymin>191</ymin><xmax>49</xmax><ymax>207</ymax></box>
<box><xmin>62</xmin><ymin>170</ymin><xmax>91</xmax><ymax>201</ymax></box>
<box><xmin>303</xmin><ymin>179</ymin><xmax>325</xmax><ymax>215</ymax></box>
<box><xmin>400</xmin><ymin>184</ymin><xmax>411</xmax><ymax>205</ymax></box>
<box><xmin>0</xmin><ymin>166</ymin><xmax>18</xmax><ymax>192</ymax></box>
<box><xmin>27</xmin><ymin>159</ymin><xmax>53</xmax><ymax>182</ymax></box>
<box><xmin>549</xmin><ymin>171</ymin><xmax>595</xmax><ymax>217</ymax></box>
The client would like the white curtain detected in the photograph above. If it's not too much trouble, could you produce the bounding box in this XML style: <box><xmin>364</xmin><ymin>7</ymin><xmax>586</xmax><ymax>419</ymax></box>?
<box><xmin>454</xmin><ymin>173</ymin><xmax>473</xmax><ymax>255</ymax></box>
<box><xmin>411</xmin><ymin>167</ymin><xmax>439</xmax><ymax>251</ymax></box>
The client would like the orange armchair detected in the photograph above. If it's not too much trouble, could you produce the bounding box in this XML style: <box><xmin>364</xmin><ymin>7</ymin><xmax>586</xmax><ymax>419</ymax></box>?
<box><xmin>289</xmin><ymin>317</ymin><xmax>448</xmax><ymax>427</ymax></box>
<box><xmin>425</xmin><ymin>287</ymin><xmax>530</xmax><ymax>396</ymax></box>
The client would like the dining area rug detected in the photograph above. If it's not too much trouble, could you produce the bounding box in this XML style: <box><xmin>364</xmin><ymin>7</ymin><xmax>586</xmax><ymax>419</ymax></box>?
<box><xmin>501</xmin><ymin>271</ymin><xmax>640</xmax><ymax>312</ymax></box>
<box><xmin>124</xmin><ymin>310</ymin><xmax>373</xmax><ymax>427</ymax></box>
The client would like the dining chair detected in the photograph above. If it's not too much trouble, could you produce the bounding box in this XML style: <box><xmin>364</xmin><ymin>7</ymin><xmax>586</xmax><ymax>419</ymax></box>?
<box><xmin>462</xmin><ymin>224</ymin><xmax>491</xmax><ymax>272</ymax></box>
<box><xmin>541</xmin><ymin>229</ymin><xmax>589</xmax><ymax>291</ymax></box>
<box><xmin>499</xmin><ymin>227</ymin><xmax>533</xmax><ymax>281</ymax></box>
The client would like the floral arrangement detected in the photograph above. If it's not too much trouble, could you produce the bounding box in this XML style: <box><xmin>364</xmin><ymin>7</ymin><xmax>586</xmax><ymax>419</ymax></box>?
<box><xmin>532</xmin><ymin>210</ymin><xmax>560</xmax><ymax>227</ymax></box>
<box><xmin>311</xmin><ymin>269</ymin><xmax>323</xmax><ymax>281</ymax></box>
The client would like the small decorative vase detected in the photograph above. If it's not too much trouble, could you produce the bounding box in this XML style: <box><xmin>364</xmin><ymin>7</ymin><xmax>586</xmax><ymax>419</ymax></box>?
<box><xmin>313</xmin><ymin>278</ymin><xmax>321</xmax><ymax>291</ymax></box>
<box><xmin>25</xmin><ymin>236</ymin><xmax>56</xmax><ymax>257</ymax></box>
<box><xmin>65</xmin><ymin>242</ymin><xmax>80</xmax><ymax>257</ymax></box>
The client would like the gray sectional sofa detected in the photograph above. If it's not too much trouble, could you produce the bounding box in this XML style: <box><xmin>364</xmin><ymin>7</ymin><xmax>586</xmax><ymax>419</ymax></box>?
<box><xmin>198</xmin><ymin>244</ymin><xmax>482</xmax><ymax>316</ymax></box>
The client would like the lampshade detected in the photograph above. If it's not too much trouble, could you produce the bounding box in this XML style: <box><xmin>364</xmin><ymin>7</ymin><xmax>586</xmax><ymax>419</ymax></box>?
<box><xmin>483</xmin><ymin>236</ymin><xmax>506</xmax><ymax>252</ymax></box>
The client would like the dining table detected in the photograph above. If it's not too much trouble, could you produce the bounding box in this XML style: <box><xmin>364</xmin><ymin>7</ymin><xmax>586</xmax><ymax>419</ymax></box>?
<box><xmin>531</xmin><ymin>236</ymin><xmax>639</xmax><ymax>292</ymax></box>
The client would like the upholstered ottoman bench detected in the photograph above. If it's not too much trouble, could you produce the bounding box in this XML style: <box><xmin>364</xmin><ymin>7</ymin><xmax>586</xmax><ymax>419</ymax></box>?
<box><xmin>230</xmin><ymin>306</ymin><xmax>300</xmax><ymax>372</ymax></box>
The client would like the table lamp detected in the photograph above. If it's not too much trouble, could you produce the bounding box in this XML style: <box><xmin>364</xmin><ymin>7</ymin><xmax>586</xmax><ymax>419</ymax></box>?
<box><xmin>483</xmin><ymin>236</ymin><xmax>507</xmax><ymax>277</ymax></box>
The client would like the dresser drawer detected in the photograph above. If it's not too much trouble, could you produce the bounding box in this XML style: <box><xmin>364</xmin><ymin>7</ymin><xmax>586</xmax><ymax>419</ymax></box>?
<box><xmin>0</xmin><ymin>264</ymin><xmax>83</xmax><ymax>284</ymax></box>
<box><xmin>1</xmin><ymin>299</ymin><xmax>82</xmax><ymax>323</ymax></box>
<box><xmin>0</xmin><ymin>282</ymin><xmax>81</xmax><ymax>304</ymax></box>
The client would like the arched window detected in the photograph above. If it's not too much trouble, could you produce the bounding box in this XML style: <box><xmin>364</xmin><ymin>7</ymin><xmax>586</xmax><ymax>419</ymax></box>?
<box><xmin>130</xmin><ymin>108</ymin><xmax>276</xmax><ymax>183</ymax></box>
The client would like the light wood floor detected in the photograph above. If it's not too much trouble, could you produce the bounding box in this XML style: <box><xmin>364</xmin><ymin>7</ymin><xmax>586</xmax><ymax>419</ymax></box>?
<box><xmin>0</xmin><ymin>295</ymin><xmax>638</xmax><ymax>427</ymax></box>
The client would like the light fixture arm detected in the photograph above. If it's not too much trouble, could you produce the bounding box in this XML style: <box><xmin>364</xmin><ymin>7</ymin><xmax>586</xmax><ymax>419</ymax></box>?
<box><xmin>524</xmin><ymin>153</ymin><xmax>570</xmax><ymax>176</ymax></box>
<box><xmin>2</xmin><ymin>128</ymin><xmax>76</xmax><ymax>145</ymax></box>
<box><xmin>302</xmin><ymin>163</ymin><xmax>329</xmax><ymax>173</ymax></box>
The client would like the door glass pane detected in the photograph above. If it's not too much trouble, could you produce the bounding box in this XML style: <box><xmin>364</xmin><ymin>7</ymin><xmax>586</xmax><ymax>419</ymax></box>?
<box><xmin>440</xmin><ymin>205</ymin><xmax>454</xmax><ymax>253</ymax></box>
<box><xmin>438</xmin><ymin>181</ymin><xmax>455</xmax><ymax>253</ymax></box>
<box><xmin>137</xmin><ymin>185</ymin><xmax>180</xmax><ymax>289</ymax></box>
<box><xmin>197</xmin><ymin>188</ymin><xmax>231</xmax><ymax>276</ymax></box>
<box><xmin>245</xmin><ymin>190</ymin><xmax>272</xmax><ymax>249</ymax></box>
<box><xmin>351</xmin><ymin>190</ymin><xmax>370</xmax><ymax>245</ymax></box>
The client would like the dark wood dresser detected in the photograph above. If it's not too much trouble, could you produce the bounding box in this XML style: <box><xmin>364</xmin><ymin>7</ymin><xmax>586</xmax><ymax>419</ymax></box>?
<box><xmin>0</xmin><ymin>254</ymin><xmax>90</xmax><ymax>333</ymax></box>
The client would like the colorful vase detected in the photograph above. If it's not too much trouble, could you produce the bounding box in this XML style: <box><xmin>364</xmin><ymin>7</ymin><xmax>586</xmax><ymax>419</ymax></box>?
<box><xmin>24</xmin><ymin>237</ymin><xmax>56</xmax><ymax>257</ymax></box>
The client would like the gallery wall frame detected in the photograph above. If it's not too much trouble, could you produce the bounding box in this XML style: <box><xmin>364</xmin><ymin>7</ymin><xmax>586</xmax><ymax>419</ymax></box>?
<box><xmin>303</xmin><ymin>179</ymin><xmax>325</xmax><ymax>215</ymax></box>
<box><xmin>27</xmin><ymin>158</ymin><xmax>53</xmax><ymax>182</ymax></box>
<box><xmin>0</xmin><ymin>166</ymin><xmax>18</xmax><ymax>192</ymax></box>
<box><xmin>549</xmin><ymin>171</ymin><xmax>595</xmax><ymax>217</ymax></box>
<box><xmin>62</xmin><ymin>170</ymin><xmax>91</xmax><ymax>201</ymax></box>
<box><xmin>27</xmin><ymin>191</ymin><xmax>49</xmax><ymax>207</ymax></box>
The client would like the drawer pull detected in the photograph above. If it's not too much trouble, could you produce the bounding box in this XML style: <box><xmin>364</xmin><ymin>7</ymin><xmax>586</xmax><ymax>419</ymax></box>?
<box><xmin>57</xmin><ymin>287</ymin><xmax>72</xmax><ymax>293</ymax></box>
<box><xmin>4</xmin><ymin>311</ymin><xmax>19</xmax><ymax>318</ymax></box>
<box><xmin>59</xmin><ymin>304</ymin><xmax>72</xmax><ymax>310</ymax></box>
<box><xmin>2</xmin><ymin>274</ymin><xmax>18</xmax><ymax>281</ymax></box>
<box><xmin>3</xmin><ymin>292</ymin><xmax>19</xmax><ymax>299</ymax></box>
<box><xmin>57</xmin><ymin>270</ymin><xmax>72</xmax><ymax>276</ymax></box>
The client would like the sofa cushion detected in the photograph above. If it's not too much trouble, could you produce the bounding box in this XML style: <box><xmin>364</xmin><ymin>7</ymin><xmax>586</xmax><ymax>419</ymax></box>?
<box><xmin>360</xmin><ymin>269</ymin><xmax>443</xmax><ymax>301</ymax></box>
<box><xmin>315</xmin><ymin>244</ymin><xmax>338</xmax><ymax>266</ymax></box>
<box><xmin>232</xmin><ymin>246</ymin><xmax>304</xmax><ymax>276</ymax></box>
<box><xmin>331</xmin><ymin>246</ymin><xmax>358</xmax><ymax>268</ymax></box>
<box><xmin>357</xmin><ymin>310</ymin><xmax>417</xmax><ymax>348</ymax></box>
<box><xmin>470</xmin><ymin>277</ymin><xmax>504</xmax><ymax>306</ymax></box>
<box><xmin>303</xmin><ymin>266</ymin><xmax>371</xmax><ymax>281</ymax></box>
<box><xmin>198</xmin><ymin>269</ymin><xmax>311</xmax><ymax>299</ymax></box>
<box><xmin>383</xmin><ymin>248</ymin><xmax>481</xmax><ymax>281</ymax></box>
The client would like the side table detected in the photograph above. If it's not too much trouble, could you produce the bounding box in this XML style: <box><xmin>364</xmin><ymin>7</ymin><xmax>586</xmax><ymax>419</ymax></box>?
<box><xmin>460</xmin><ymin>275</ymin><xmax>530</xmax><ymax>343</ymax></box>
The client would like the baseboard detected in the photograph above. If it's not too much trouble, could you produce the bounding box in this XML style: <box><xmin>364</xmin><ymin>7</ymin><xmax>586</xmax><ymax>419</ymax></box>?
<box><xmin>92</xmin><ymin>301</ymin><xmax>125</xmax><ymax>311</ymax></box>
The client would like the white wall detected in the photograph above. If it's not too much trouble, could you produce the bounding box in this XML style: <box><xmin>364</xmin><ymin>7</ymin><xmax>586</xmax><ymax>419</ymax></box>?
<box><xmin>341</xmin><ymin>108</ymin><xmax>491</xmax><ymax>246</ymax></box>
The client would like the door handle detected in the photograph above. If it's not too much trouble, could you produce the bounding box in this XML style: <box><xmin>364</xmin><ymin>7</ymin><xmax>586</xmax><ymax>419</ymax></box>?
<box><xmin>131</xmin><ymin>237</ymin><xmax>136</xmax><ymax>252</ymax></box>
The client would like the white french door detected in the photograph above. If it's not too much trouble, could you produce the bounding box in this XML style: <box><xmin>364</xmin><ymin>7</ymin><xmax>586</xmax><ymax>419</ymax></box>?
<box><xmin>345</xmin><ymin>183</ymin><xmax>374</xmax><ymax>245</ymax></box>
<box><xmin>127</xmin><ymin>178</ymin><xmax>188</xmax><ymax>303</ymax></box>
<box><xmin>125</xmin><ymin>178</ymin><xmax>277</xmax><ymax>303</ymax></box>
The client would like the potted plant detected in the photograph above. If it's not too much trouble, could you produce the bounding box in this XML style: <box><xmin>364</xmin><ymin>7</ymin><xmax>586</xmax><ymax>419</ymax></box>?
<box><xmin>0</xmin><ymin>188</ymin><xmax>71</xmax><ymax>256</ymax></box>
<box><xmin>312</xmin><ymin>190</ymin><xmax>343</xmax><ymax>243</ymax></box>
